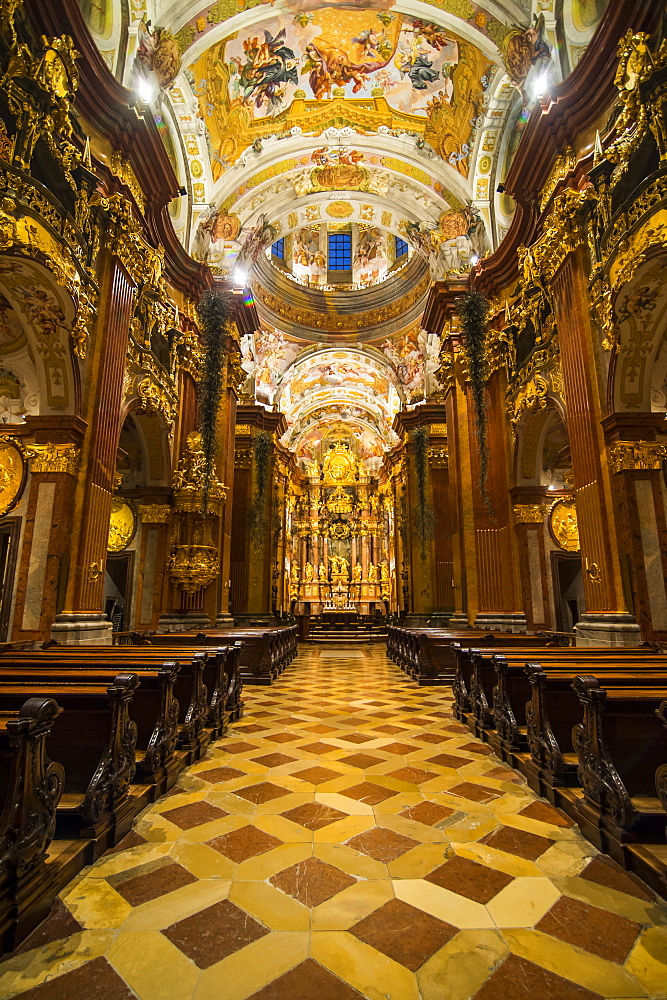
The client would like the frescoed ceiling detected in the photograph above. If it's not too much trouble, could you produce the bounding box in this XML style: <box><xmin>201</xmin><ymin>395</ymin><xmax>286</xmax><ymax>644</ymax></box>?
<box><xmin>80</xmin><ymin>0</ymin><xmax>609</xmax><ymax>467</ymax></box>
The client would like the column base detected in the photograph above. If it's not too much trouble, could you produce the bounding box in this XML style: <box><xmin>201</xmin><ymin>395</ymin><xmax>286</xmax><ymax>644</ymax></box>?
<box><xmin>50</xmin><ymin>613</ymin><xmax>113</xmax><ymax>645</ymax></box>
<box><xmin>447</xmin><ymin>614</ymin><xmax>470</xmax><ymax>629</ymax></box>
<box><xmin>215</xmin><ymin>613</ymin><xmax>236</xmax><ymax>628</ymax></box>
<box><xmin>473</xmin><ymin>612</ymin><xmax>527</xmax><ymax>634</ymax></box>
<box><xmin>233</xmin><ymin>613</ymin><xmax>276</xmax><ymax>626</ymax></box>
<box><xmin>574</xmin><ymin>613</ymin><xmax>641</xmax><ymax>647</ymax></box>
<box><xmin>158</xmin><ymin>612</ymin><xmax>211</xmax><ymax>632</ymax></box>
<box><xmin>402</xmin><ymin>613</ymin><xmax>433</xmax><ymax>626</ymax></box>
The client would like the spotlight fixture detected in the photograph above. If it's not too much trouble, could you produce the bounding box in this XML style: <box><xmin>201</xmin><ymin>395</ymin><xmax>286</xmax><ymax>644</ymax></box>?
<box><xmin>178</xmin><ymin>186</ymin><xmax>187</xmax><ymax>196</ymax></box>
<box><xmin>136</xmin><ymin>77</ymin><xmax>156</xmax><ymax>104</ymax></box>
<box><xmin>497</xmin><ymin>183</ymin><xmax>505</xmax><ymax>193</ymax></box>
<box><xmin>233</xmin><ymin>268</ymin><xmax>247</xmax><ymax>285</ymax></box>
<box><xmin>470</xmin><ymin>254</ymin><xmax>479</xmax><ymax>266</ymax></box>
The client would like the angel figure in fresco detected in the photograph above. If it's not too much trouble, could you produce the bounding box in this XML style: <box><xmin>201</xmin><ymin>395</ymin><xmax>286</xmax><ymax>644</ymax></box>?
<box><xmin>237</xmin><ymin>214</ymin><xmax>279</xmax><ymax>266</ymax></box>
<box><xmin>394</xmin><ymin>38</ymin><xmax>439</xmax><ymax>91</ymax></box>
<box><xmin>231</xmin><ymin>29</ymin><xmax>299</xmax><ymax>114</ymax></box>
<box><xmin>502</xmin><ymin>14</ymin><xmax>552</xmax><ymax>105</ymax></box>
<box><xmin>303</xmin><ymin>41</ymin><xmax>387</xmax><ymax>99</ymax></box>
<box><xmin>134</xmin><ymin>19</ymin><xmax>181</xmax><ymax>91</ymax></box>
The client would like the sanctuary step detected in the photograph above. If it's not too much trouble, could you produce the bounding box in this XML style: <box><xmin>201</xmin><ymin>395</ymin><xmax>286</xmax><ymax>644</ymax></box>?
<box><xmin>306</xmin><ymin>614</ymin><xmax>387</xmax><ymax>644</ymax></box>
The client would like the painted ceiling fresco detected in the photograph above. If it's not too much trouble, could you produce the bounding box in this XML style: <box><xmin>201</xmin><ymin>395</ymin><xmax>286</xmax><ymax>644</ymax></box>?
<box><xmin>81</xmin><ymin>0</ymin><xmax>610</xmax><ymax>467</ymax></box>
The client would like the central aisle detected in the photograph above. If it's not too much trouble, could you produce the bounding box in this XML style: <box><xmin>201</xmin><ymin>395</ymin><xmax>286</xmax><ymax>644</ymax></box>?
<box><xmin>4</xmin><ymin>646</ymin><xmax>667</xmax><ymax>1000</ymax></box>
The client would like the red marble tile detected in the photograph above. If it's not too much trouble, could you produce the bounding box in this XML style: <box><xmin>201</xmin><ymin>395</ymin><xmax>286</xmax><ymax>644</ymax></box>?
<box><xmin>387</xmin><ymin>766</ymin><xmax>438</xmax><ymax>785</ymax></box>
<box><xmin>339</xmin><ymin>753</ymin><xmax>383</xmax><ymax>769</ymax></box>
<box><xmin>426</xmin><ymin>753</ymin><xmax>471</xmax><ymax>769</ymax></box>
<box><xmin>340</xmin><ymin>782</ymin><xmax>398</xmax><ymax>804</ymax></box>
<box><xmin>400</xmin><ymin>801</ymin><xmax>454</xmax><ymax>826</ymax></box>
<box><xmin>471</xmin><ymin>954</ymin><xmax>603</xmax><ymax>1000</ymax></box>
<box><xmin>234</xmin><ymin>782</ymin><xmax>290</xmax><ymax>803</ymax></box>
<box><xmin>196</xmin><ymin>766</ymin><xmax>247</xmax><ymax>783</ymax></box>
<box><xmin>579</xmin><ymin>856</ymin><xmax>654</xmax><ymax>901</ymax></box>
<box><xmin>293</xmin><ymin>766</ymin><xmax>342</xmax><ymax>784</ymax></box>
<box><xmin>449</xmin><ymin>782</ymin><xmax>501</xmax><ymax>802</ymax></box>
<box><xmin>14</xmin><ymin>899</ymin><xmax>81</xmax><ymax>955</ymax></box>
<box><xmin>245</xmin><ymin>959</ymin><xmax>365</xmax><ymax>999</ymax></box>
<box><xmin>536</xmin><ymin>896</ymin><xmax>642</xmax><ymax>963</ymax></box>
<box><xmin>110</xmin><ymin>860</ymin><xmax>197</xmax><ymax>906</ymax></box>
<box><xmin>270</xmin><ymin>857</ymin><xmax>356</xmax><ymax>907</ymax></box>
<box><xmin>426</xmin><ymin>856</ymin><xmax>513</xmax><ymax>904</ymax></box>
<box><xmin>379</xmin><ymin>742</ymin><xmax>415</xmax><ymax>755</ymax></box>
<box><xmin>10</xmin><ymin>958</ymin><xmax>136</xmax><ymax>999</ymax></box>
<box><xmin>297</xmin><ymin>742</ymin><xmax>338</xmax><ymax>754</ymax></box>
<box><xmin>208</xmin><ymin>825</ymin><xmax>283</xmax><ymax>863</ymax></box>
<box><xmin>350</xmin><ymin>898</ymin><xmax>457</xmax><ymax>971</ymax></box>
<box><xmin>161</xmin><ymin>801</ymin><xmax>228</xmax><ymax>830</ymax></box>
<box><xmin>251</xmin><ymin>753</ymin><xmax>296</xmax><ymax>768</ymax></box>
<box><xmin>282</xmin><ymin>802</ymin><xmax>348</xmax><ymax>831</ymax></box>
<box><xmin>163</xmin><ymin>899</ymin><xmax>268</xmax><ymax>969</ymax></box>
<box><xmin>481</xmin><ymin>825</ymin><xmax>554</xmax><ymax>861</ymax></box>
<box><xmin>345</xmin><ymin>827</ymin><xmax>419</xmax><ymax>863</ymax></box>
<box><xmin>518</xmin><ymin>801</ymin><xmax>574</xmax><ymax>828</ymax></box>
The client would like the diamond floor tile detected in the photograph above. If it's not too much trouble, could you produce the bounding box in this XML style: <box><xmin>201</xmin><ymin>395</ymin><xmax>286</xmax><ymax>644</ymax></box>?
<box><xmin>162</xmin><ymin>899</ymin><xmax>269</xmax><ymax>968</ymax></box>
<box><xmin>5</xmin><ymin>642</ymin><xmax>667</xmax><ymax>1000</ymax></box>
<box><xmin>270</xmin><ymin>856</ymin><xmax>357</xmax><ymax>907</ymax></box>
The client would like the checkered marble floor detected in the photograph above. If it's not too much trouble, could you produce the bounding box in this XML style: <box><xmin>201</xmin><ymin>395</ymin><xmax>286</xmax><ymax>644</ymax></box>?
<box><xmin>2</xmin><ymin>645</ymin><xmax>667</xmax><ymax>999</ymax></box>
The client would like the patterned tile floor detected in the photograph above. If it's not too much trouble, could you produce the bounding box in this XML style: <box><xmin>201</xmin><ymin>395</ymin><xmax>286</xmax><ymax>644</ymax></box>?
<box><xmin>2</xmin><ymin>645</ymin><xmax>667</xmax><ymax>999</ymax></box>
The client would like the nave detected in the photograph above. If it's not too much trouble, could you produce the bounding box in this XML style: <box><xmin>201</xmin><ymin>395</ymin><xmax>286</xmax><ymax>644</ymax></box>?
<box><xmin>2</xmin><ymin>645</ymin><xmax>666</xmax><ymax>1000</ymax></box>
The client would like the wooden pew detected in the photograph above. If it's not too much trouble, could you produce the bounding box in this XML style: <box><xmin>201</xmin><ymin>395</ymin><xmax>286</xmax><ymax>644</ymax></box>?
<box><xmin>0</xmin><ymin>673</ymin><xmax>142</xmax><ymax>853</ymax></box>
<box><xmin>570</xmin><ymin>675</ymin><xmax>667</xmax><ymax>851</ymax></box>
<box><xmin>137</xmin><ymin>628</ymin><xmax>291</xmax><ymax>684</ymax></box>
<box><xmin>27</xmin><ymin>648</ymin><xmax>212</xmax><ymax>760</ymax></box>
<box><xmin>0</xmin><ymin>657</ymin><xmax>182</xmax><ymax>792</ymax></box>
<box><xmin>0</xmin><ymin>697</ymin><xmax>65</xmax><ymax>954</ymax></box>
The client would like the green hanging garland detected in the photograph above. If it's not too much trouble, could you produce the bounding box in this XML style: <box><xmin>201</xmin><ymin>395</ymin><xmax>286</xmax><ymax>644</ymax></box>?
<box><xmin>248</xmin><ymin>430</ymin><xmax>272</xmax><ymax>546</ymax></box>
<box><xmin>196</xmin><ymin>289</ymin><xmax>232</xmax><ymax>512</ymax></box>
<box><xmin>412</xmin><ymin>426</ymin><xmax>435</xmax><ymax>560</ymax></box>
<box><xmin>459</xmin><ymin>290</ymin><xmax>492</xmax><ymax>509</ymax></box>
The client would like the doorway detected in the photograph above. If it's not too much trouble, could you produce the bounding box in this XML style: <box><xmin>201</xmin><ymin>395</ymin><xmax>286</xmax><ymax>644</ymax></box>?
<box><xmin>0</xmin><ymin>518</ymin><xmax>21</xmax><ymax>641</ymax></box>
<box><xmin>551</xmin><ymin>551</ymin><xmax>585</xmax><ymax>633</ymax></box>
<box><xmin>104</xmin><ymin>552</ymin><xmax>134</xmax><ymax>633</ymax></box>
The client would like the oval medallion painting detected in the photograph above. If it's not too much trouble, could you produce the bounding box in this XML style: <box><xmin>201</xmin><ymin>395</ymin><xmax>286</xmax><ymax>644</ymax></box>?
<box><xmin>0</xmin><ymin>439</ymin><xmax>26</xmax><ymax>516</ymax></box>
<box><xmin>549</xmin><ymin>497</ymin><xmax>580</xmax><ymax>553</ymax></box>
<box><xmin>108</xmin><ymin>498</ymin><xmax>136</xmax><ymax>552</ymax></box>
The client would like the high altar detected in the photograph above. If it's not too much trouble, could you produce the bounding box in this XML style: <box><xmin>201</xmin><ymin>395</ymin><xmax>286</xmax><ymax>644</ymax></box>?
<box><xmin>287</xmin><ymin>442</ymin><xmax>391</xmax><ymax>615</ymax></box>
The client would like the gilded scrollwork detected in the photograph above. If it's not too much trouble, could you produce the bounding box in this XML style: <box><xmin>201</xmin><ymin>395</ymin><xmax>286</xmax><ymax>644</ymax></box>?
<box><xmin>513</xmin><ymin>504</ymin><xmax>549</xmax><ymax>524</ymax></box>
<box><xmin>609</xmin><ymin>440</ymin><xmax>667</xmax><ymax>473</ymax></box>
<box><xmin>24</xmin><ymin>442</ymin><xmax>79</xmax><ymax>476</ymax></box>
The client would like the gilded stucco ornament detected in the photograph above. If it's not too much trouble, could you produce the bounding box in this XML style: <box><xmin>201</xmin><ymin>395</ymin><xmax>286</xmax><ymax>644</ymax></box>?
<box><xmin>137</xmin><ymin>504</ymin><xmax>171</xmax><ymax>523</ymax></box>
<box><xmin>549</xmin><ymin>497</ymin><xmax>580</xmax><ymax>552</ymax></box>
<box><xmin>0</xmin><ymin>437</ymin><xmax>26</xmax><ymax>515</ymax></box>
<box><xmin>609</xmin><ymin>440</ymin><xmax>667</xmax><ymax>473</ymax></box>
<box><xmin>24</xmin><ymin>442</ymin><xmax>79</xmax><ymax>476</ymax></box>
<box><xmin>513</xmin><ymin>504</ymin><xmax>549</xmax><ymax>524</ymax></box>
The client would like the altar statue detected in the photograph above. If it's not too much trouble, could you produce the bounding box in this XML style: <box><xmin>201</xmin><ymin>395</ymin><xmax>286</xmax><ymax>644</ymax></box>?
<box><xmin>352</xmin><ymin>562</ymin><xmax>362</xmax><ymax>582</ymax></box>
<box><xmin>338</xmin><ymin>555</ymin><xmax>349</xmax><ymax>578</ymax></box>
<box><xmin>368</xmin><ymin>563</ymin><xmax>378</xmax><ymax>582</ymax></box>
<box><xmin>380</xmin><ymin>561</ymin><xmax>389</xmax><ymax>582</ymax></box>
<box><xmin>290</xmin><ymin>564</ymin><xmax>300</xmax><ymax>582</ymax></box>
<box><xmin>304</xmin><ymin>561</ymin><xmax>314</xmax><ymax>582</ymax></box>
<box><xmin>318</xmin><ymin>563</ymin><xmax>327</xmax><ymax>582</ymax></box>
<box><xmin>329</xmin><ymin>554</ymin><xmax>339</xmax><ymax>575</ymax></box>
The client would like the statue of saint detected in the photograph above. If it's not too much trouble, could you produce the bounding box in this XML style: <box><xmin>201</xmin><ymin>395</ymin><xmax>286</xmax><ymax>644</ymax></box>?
<box><xmin>318</xmin><ymin>563</ymin><xmax>327</xmax><ymax>582</ymax></box>
<box><xmin>290</xmin><ymin>564</ymin><xmax>300</xmax><ymax>582</ymax></box>
<box><xmin>368</xmin><ymin>563</ymin><xmax>378</xmax><ymax>582</ymax></box>
<box><xmin>380</xmin><ymin>561</ymin><xmax>389</xmax><ymax>582</ymax></box>
<box><xmin>352</xmin><ymin>562</ymin><xmax>362</xmax><ymax>582</ymax></box>
<box><xmin>329</xmin><ymin>554</ymin><xmax>339</xmax><ymax>575</ymax></box>
<box><xmin>304</xmin><ymin>561</ymin><xmax>314</xmax><ymax>582</ymax></box>
<box><xmin>338</xmin><ymin>555</ymin><xmax>349</xmax><ymax>578</ymax></box>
